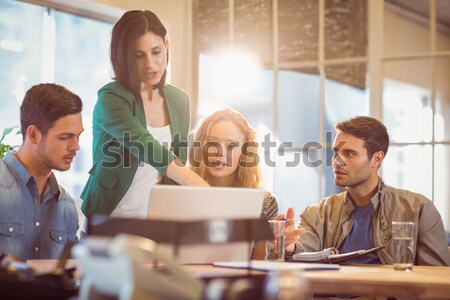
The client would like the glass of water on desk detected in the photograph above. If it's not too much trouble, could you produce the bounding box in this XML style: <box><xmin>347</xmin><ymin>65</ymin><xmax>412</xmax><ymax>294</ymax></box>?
<box><xmin>392</xmin><ymin>221</ymin><xmax>415</xmax><ymax>271</ymax></box>
<box><xmin>266</xmin><ymin>220</ymin><xmax>286</xmax><ymax>262</ymax></box>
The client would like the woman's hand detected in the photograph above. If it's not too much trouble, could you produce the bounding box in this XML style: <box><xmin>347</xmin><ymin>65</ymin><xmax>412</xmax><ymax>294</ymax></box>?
<box><xmin>167</xmin><ymin>159</ymin><xmax>209</xmax><ymax>186</ymax></box>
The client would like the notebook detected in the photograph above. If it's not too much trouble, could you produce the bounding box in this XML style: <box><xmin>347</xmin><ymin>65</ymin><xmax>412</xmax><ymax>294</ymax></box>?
<box><xmin>147</xmin><ymin>185</ymin><xmax>265</xmax><ymax>264</ymax></box>
<box><xmin>291</xmin><ymin>246</ymin><xmax>385</xmax><ymax>264</ymax></box>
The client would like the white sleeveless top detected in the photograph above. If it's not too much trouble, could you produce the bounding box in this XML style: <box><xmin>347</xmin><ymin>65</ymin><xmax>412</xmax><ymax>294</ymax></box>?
<box><xmin>81</xmin><ymin>124</ymin><xmax>173</xmax><ymax>232</ymax></box>
<box><xmin>110</xmin><ymin>124</ymin><xmax>173</xmax><ymax>219</ymax></box>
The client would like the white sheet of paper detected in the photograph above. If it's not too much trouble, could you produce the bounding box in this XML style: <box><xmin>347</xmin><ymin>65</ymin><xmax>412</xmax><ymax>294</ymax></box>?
<box><xmin>213</xmin><ymin>260</ymin><xmax>340</xmax><ymax>271</ymax></box>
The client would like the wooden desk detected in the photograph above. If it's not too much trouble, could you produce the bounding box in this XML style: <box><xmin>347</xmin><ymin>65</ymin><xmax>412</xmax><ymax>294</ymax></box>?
<box><xmin>184</xmin><ymin>264</ymin><xmax>450</xmax><ymax>299</ymax></box>
<box><xmin>303</xmin><ymin>265</ymin><xmax>450</xmax><ymax>299</ymax></box>
<box><xmin>27</xmin><ymin>260</ymin><xmax>450</xmax><ymax>299</ymax></box>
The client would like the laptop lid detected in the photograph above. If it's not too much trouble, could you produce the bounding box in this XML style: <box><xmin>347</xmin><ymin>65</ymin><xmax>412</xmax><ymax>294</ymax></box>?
<box><xmin>147</xmin><ymin>185</ymin><xmax>265</xmax><ymax>263</ymax></box>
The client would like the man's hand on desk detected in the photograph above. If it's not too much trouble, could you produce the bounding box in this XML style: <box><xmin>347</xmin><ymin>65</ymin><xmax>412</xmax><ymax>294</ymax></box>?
<box><xmin>273</xmin><ymin>207</ymin><xmax>304</xmax><ymax>253</ymax></box>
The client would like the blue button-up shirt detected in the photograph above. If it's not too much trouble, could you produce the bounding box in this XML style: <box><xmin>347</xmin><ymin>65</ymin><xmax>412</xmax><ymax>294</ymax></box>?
<box><xmin>0</xmin><ymin>151</ymin><xmax>78</xmax><ymax>261</ymax></box>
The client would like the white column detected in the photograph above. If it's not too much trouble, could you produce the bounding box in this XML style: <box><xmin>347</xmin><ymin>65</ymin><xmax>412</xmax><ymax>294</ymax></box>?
<box><xmin>367</xmin><ymin>0</ymin><xmax>384</xmax><ymax>120</ymax></box>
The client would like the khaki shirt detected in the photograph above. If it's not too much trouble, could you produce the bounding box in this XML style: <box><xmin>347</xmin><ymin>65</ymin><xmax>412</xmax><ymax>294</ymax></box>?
<box><xmin>296</xmin><ymin>179</ymin><xmax>450</xmax><ymax>266</ymax></box>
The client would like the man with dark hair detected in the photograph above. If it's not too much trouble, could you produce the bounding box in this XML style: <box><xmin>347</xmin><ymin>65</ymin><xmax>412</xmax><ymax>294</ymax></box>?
<box><xmin>0</xmin><ymin>83</ymin><xmax>83</xmax><ymax>261</ymax></box>
<box><xmin>295</xmin><ymin>116</ymin><xmax>449</xmax><ymax>266</ymax></box>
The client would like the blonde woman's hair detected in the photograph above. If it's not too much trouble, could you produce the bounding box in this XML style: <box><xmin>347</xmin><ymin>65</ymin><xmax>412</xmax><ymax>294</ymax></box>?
<box><xmin>189</xmin><ymin>109</ymin><xmax>262</xmax><ymax>188</ymax></box>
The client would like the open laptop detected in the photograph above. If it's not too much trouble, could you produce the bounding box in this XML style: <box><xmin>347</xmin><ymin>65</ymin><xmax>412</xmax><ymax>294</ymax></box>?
<box><xmin>147</xmin><ymin>185</ymin><xmax>265</xmax><ymax>264</ymax></box>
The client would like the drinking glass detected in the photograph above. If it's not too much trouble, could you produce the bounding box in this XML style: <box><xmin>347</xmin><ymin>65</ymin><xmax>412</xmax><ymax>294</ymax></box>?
<box><xmin>392</xmin><ymin>221</ymin><xmax>414</xmax><ymax>271</ymax></box>
<box><xmin>265</xmin><ymin>220</ymin><xmax>286</xmax><ymax>262</ymax></box>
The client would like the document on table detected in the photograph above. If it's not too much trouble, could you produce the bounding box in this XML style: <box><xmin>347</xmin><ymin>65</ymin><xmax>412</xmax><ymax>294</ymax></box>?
<box><xmin>213</xmin><ymin>260</ymin><xmax>340</xmax><ymax>271</ymax></box>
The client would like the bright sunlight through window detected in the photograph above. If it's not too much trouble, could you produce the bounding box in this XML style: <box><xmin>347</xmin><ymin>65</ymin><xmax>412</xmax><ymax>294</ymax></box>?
<box><xmin>207</xmin><ymin>50</ymin><xmax>262</xmax><ymax>100</ymax></box>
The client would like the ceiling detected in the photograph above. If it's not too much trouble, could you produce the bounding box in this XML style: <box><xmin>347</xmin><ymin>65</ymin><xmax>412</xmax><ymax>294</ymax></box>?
<box><xmin>386</xmin><ymin>0</ymin><xmax>450</xmax><ymax>34</ymax></box>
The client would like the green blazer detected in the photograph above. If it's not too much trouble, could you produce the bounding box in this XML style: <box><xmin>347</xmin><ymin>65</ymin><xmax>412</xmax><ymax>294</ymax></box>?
<box><xmin>81</xmin><ymin>81</ymin><xmax>190</xmax><ymax>216</ymax></box>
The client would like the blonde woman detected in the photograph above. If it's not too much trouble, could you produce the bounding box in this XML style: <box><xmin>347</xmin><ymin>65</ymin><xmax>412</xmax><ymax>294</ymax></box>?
<box><xmin>190</xmin><ymin>109</ymin><xmax>301</xmax><ymax>258</ymax></box>
<box><xmin>190</xmin><ymin>109</ymin><xmax>277</xmax><ymax>218</ymax></box>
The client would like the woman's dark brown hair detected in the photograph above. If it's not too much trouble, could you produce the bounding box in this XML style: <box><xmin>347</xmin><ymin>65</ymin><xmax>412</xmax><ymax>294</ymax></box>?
<box><xmin>110</xmin><ymin>10</ymin><xmax>168</xmax><ymax>101</ymax></box>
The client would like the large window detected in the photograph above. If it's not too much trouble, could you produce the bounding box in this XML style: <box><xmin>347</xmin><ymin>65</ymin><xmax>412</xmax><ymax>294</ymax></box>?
<box><xmin>196</xmin><ymin>0</ymin><xmax>369</xmax><ymax>221</ymax></box>
<box><xmin>0</xmin><ymin>0</ymin><xmax>45</xmax><ymax>129</ymax></box>
<box><xmin>382</xmin><ymin>0</ymin><xmax>450</xmax><ymax>227</ymax></box>
<box><xmin>0</xmin><ymin>0</ymin><xmax>115</xmax><ymax>201</ymax></box>
<box><xmin>195</xmin><ymin>0</ymin><xmax>450</xmax><ymax>227</ymax></box>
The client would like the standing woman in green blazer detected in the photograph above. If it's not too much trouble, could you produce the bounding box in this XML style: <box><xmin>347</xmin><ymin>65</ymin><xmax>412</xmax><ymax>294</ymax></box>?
<box><xmin>80</xmin><ymin>10</ymin><xmax>208</xmax><ymax>224</ymax></box>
